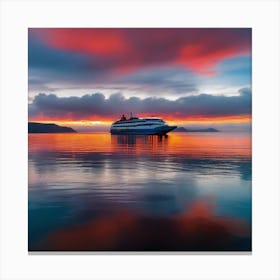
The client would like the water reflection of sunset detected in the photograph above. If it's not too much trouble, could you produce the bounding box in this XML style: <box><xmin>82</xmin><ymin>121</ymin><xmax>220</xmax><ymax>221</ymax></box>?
<box><xmin>29</xmin><ymin>132</ymin><xmax>251</xmax><ymax>251</ymax></box>
<box><xmin>28</xmin><ymin>132</ymin><xmax>251</xmax><ymax>159</ymax></box>
<box><xmin>40</xmin><ymin>201</ymin><xmax>251</xmax><ymax>251</ymax></box>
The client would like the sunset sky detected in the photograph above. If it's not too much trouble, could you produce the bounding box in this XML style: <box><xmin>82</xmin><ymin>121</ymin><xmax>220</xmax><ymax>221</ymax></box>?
<box><xmin>28</xmin><ymin>28</ymin><xmax>251</xmax><ymax>131</ymax></box>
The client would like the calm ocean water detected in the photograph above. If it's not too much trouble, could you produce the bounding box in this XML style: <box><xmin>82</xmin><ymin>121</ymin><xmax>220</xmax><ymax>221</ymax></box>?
<box><xmin>28</xmin><ymin>132</ymin><xmax>252</xmax><ymax>251</ymax></box>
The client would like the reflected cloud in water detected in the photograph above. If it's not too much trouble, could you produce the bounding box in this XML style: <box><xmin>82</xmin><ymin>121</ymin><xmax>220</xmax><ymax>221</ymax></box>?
<box><xmin>32</xmin><ymin>201</ymin><xmax>251</xmax><ymax>251</ymax></box>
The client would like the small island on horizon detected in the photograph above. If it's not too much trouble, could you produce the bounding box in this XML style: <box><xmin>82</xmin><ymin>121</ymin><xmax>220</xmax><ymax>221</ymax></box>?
<box><xmin>28</xmin><ymin>122</ymin><xmax>77</xmax><ymax>133</ymax></box>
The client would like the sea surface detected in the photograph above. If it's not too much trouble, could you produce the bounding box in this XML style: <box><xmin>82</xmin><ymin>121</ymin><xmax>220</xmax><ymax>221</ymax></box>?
<box><xmin>28</xmin><ymin>132</ymin><xmax>252</xmax><ymax>251</ymax></box>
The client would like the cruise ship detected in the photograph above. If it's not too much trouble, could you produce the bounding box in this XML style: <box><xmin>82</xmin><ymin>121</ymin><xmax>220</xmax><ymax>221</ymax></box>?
<box><xmin>110</xmin><ymin>114</ymin><xmax>177</xmax><ymax>135</ymax></box>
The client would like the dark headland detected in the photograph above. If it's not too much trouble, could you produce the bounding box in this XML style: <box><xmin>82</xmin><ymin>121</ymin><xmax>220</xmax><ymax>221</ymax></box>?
<box><xmin>174</xmin><ymin>127</ymin><xmax>219</xmax><ymax>132</ymax></box>
<box><xmin>28</xmin><ymin>122</ymin><xmax>77</xmax><ymax>133</ymax></box>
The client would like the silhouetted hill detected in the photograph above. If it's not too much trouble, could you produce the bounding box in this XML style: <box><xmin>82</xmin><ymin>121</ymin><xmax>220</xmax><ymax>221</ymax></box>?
<box><xmin>28</xmin><ymin>122</ymin><xmax>77</xmax><ymax>133</ymax></box>
<box><xmin>174</xmin><ymin>127</ymin><xmax>219</xmax><ymax>132</ymax></box>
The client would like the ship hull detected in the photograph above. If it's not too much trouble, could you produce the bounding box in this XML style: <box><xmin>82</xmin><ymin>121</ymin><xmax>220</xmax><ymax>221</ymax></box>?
<box><xmin>110</xmin><ymin>125</ymin><xmax>177</xmax><ymax>135</ymax></box>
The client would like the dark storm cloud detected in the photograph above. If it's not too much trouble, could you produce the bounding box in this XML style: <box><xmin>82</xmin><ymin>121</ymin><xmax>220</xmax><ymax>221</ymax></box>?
<box><xmin>29</xmin><ymin>88</ymin><xmax>251</xmax><ymax>120</ymax></box>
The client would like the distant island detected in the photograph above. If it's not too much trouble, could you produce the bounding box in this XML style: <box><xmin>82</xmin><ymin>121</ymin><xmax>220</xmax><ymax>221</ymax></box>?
<box><xmin>28</xmin><ymin>122</ymin><xmax>77</xmax><ymax>133</ymax></box>
<box><xmin>174</xmin><ymin>127</ymin><xmax>219</xmax><ymax>132</ymax></box>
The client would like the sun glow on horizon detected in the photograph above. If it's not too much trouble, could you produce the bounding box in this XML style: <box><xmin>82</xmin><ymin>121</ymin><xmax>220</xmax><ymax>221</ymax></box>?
<box><xmin>29</xmin><ymin>115</ymin><xmax>251</xmax><ymax>132</ymax></box>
